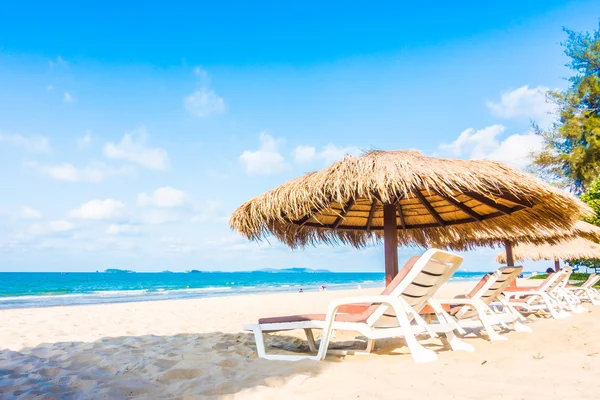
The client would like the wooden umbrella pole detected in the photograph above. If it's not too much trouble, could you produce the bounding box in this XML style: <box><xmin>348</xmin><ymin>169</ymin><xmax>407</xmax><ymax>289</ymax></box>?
<box><xmin>554</xmin><ymin>259</ymin><xmax>560</xmax><ymax>272</ymax></box>
<box><xmin>504</xmin><ymin>240</ymin><xmax>518</xmax><ymax>288</ymax></box>
<box><xmin>383</xmin><ymin>203</ymin><xmax>399</xmax><ymax>286</ymax></box>
<box><xmin>504</xmin><ymin>240</ymin><xmax>515</xmax><ymax>266</ymax></box>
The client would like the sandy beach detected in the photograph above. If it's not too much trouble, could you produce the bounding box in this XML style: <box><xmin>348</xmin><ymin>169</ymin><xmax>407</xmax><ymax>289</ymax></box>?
<box><xmin>1</xmin><ymin>279</ymin><xmax>599</xmax><ymax>399</ymax></box>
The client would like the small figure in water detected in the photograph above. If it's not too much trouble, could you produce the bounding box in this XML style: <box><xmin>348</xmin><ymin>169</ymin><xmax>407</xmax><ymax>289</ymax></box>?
<box><xmin>299</xmin><ymin>289</ymin><xmax>303</xmax><ymax>293</ymax></box>
<box><xmin>320</xmin><ymin>285</ymin><xmax>326</xmax><ymax>291</ymax></box>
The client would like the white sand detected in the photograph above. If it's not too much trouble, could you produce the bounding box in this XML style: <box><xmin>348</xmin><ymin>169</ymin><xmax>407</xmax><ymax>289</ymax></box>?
<box><xmin>1</xmin><ymin>279</ymin><xmax>598</xmax><ymax>399</ymax></box>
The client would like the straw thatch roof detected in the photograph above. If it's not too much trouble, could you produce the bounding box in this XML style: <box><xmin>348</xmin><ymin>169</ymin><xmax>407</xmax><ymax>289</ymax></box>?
<box><xmin>496</xmin><ymin>237</ymin><xmax>600</xmax><ymax>262</ymax></box>
<box><xmin>465</xmin><ymin>220</ymin><xmax>600</xmax><ymax>248</ymax></box>
<box><xmin>231</xmin><ymin>150</ymin><xmax>593</xmax><ymax>249</ymax></box>
<box><xmin>572</xmin><ymin>220</ymin><xmax>600</xmax><ymax>240</ymax></box>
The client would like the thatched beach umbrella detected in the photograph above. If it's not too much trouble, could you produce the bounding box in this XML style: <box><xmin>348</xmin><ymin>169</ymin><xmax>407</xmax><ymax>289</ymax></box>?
<box><xmin>496</xmin><ymin>237</ymin><xmax>600</xmax><ymax>271</ymax></box>
<box><xmin>466</xmin><ymin>220</ymin><xmax>600</xmax><ymax>263</ymax></box>
<box><xmin>231</xmin><ymin>150</ymin><xmax>592</xmax><ymax>284</ymax></box>
<box><xmin>471</xmin><ymin>220</ymin><xmax>600</xmax><ymax>246</ymax></box>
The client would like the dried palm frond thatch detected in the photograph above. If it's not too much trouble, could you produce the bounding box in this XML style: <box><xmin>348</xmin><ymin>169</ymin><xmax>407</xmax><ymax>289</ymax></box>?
<box><xmin>231</xmin><ymin>150</ymin><xmax>593</xmax><ymax>249</ymax></box>
<box><xmin>497</xmin><ymin>237</ymin><xmax>600</xmax><ymax>263</ymax></box>
<box><xmin>463</xmin><ymin>220</ymin><xmax>600</xmax><ymax>249</ymax></box>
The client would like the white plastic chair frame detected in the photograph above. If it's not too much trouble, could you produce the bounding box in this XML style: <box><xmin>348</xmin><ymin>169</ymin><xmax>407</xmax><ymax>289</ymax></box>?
<box><xmin>428</xmin><ymin>266</ymin><xmax>532</xmax><ymax>342</ymax></box>
<box><xmin>244</xmin><ymin>249</ymin><xmax>475</xmax><ymax>363</ymax></box>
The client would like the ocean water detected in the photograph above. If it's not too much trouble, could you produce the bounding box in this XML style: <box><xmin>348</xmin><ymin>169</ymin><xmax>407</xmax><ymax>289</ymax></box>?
<box><xmin>0</xmin><ymin>271</ymin><xmax>507</xmax><ymax>309</ymax></box>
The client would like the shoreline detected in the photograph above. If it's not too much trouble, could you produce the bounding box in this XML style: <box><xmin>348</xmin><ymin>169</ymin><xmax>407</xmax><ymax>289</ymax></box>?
<box><xmin>0</xmin><ymin>280</ymin><xmax>539</xmax><ymax>351</ymax></box>
<box><xmin>0</xmin><ymin>272</ymin><xmax>533</xmax><ymax>310</ymax></box>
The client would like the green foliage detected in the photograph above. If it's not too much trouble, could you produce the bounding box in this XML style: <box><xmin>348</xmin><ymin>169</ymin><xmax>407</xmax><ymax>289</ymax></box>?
<box><xmin>529</xmin><ymin>272</ymin><xmax>600</xmax><ymax>287</ymax></box>
<box><xmin>529</xmin><ymin>274</ymin><xmax>549</xmax><ymax>279</ymax></box>
<box><xmin>566</xmin><ymin>257</ymin><xmax>600</xmax><ymax>272</ymax></box>
<box><xmin>565</xmin><ymin>178</ymin><xmax>600</xmax><ymax>270</ymax></box>
<box><xmin>532</xmin><ymin>24</ymin><xmax>600</xmax><ymax>194</ymax></box>
<box><xmin>581</xmin><ymin>177</ymin><xmax>600</xmax><ymax>226</ymax></box>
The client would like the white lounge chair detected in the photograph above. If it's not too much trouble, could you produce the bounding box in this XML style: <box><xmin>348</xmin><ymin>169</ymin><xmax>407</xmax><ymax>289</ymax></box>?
<box><xmin>551</xmin><ymin>267</ymin><xmax>589</xmax><ymax>313</ymax></box>
<box><xmin>428</xmin><ymin>266</ymin><xmax>532</xmax><ymax>342</ymax></box>
<box><xmin>565</xmin><ymin>273</ymin><xmax>600</xmax><ymax>306</ymax></box>
<box><xmin>244</xmin><ymin>249</ymin><xmax>474</xmax><ymax>363</ymax></box>
<box><xmin>503</xmin><ymin>269</ymin><xmax>572</xmax><ymax>319</ymax></box>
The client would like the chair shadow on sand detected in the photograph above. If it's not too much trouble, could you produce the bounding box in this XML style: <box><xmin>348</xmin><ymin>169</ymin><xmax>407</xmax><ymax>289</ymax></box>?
<box><xmin>0</xmin><ymin>330</ymin><xmax>461</xmax><ymax>399</ymax></box>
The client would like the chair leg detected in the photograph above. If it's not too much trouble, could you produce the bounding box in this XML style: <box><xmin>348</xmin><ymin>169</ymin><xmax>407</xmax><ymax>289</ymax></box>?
<box><xmin>480</xmin><ymin>315</ymin><xmax>507</xmax><ymax>341</ymax></box>
<box><xmin>472</xmin><ymin>301</ymin><xmax>507</xmax><ymax>341</ymax></box>
<box><xmin>252</xmin><ymin>326</ymin><xmax>268</xmax><ymax>359</ymax></box>
<box><xmin>304</xmin><ymin>329</ymin><xmax>317</xmax><ymax>352</ymax></box>
<box><xmin>587</xmin><ymin>289</ymin><xmax>600</xmax><ymax>306</ymax></box>
<box><xmin>513</xmin><ymin>320</ymin><xmax>533</xmax><ymax>333</ymax></box>
<box><xmin>247</xmin><ymin>326</ymin><xmax>324</xmax><ymax>361</ymax></box>
<box><xmin>560</xmin><ymin>290</ymin><xmax>585</xmax><ymax>313</ymax></box>
<box><xmin>502</xmin><ymin>298</ymin><xmax>528</xmax><ymax>323</ymax></box>
<box><xmin>442</xmin><ymin>331</ymin><xmax>474</xmax><ymax>352</ymax></box>
<box><xmin>540</xmin><ymin>293</ymin><xmax>563</xmax><ymax>319</ymax></box>
<box><xmin>390</xmin><ymin>302</ymin><xmax>438</xmax><ymax>363</ymax></box>
<box><xmin>427</xmin><ymin>299</ymin><xmax>467</xmax><ymax>335</ymax></box>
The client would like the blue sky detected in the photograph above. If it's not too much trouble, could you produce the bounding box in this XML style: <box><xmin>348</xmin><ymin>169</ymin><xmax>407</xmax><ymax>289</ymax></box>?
<box><xmin>1</xmin><ymin>1</ymin><xmax>598</xmax><ymax>272</ymax></box>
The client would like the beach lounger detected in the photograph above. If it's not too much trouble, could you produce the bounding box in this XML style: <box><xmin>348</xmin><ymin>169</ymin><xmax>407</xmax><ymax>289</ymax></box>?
<box><xmin>565</xmin><ymin>274</ymin><xmax>600</xmax><ymax>306</ymax></box>
<box><xmin>427</xmin><ymin>266</ymin><xmax>532</xmax><ymax>342</ymax></box>
<box><xmin>550</xmin><ymin>267</ymin><xmax>589</xmax><ymax>313</ymax></box>
<box><xmin>244</xmin><ymin>249</ymin><xmax>475</xmax><ymax>363</ymax></box>
<box><xmin>503</xmin><ymin>268</ymin><xmax>572</xmax><ymax>319</ymax></box>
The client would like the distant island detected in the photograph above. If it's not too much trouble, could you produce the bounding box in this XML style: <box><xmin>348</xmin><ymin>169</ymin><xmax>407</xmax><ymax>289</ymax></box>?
<box><xmin>104</xmin><ymin>269</ymin><xmax>135</xmax><ymax>274</ymax></box>
<box><xmin>188</xmin><ymin>270</ymin><xmax>202</xmax><ymax>274</ymax></box>
<box><xmin>255</xmin><ymin>267</ymin><xmax>331</xmax><ymax>273</ymax></box>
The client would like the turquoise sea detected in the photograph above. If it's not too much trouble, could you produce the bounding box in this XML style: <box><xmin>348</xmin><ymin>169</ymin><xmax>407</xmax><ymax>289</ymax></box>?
<box><xmin>0</xmin><ymin>271</ymin><xmax>522</xmax><ymax>309</ymax></box>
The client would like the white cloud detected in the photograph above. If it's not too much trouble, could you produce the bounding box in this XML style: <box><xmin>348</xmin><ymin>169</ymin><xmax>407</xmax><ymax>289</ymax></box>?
<box><xmin>28</xmin><ymin>161</ymin><xmax>132</xmax><ymax>182</ymax></box>
<box><xmin>240</xmin><ymin>132</ymin><xmax>288</xmax><ymax>175</ymax></box>
<box><xmin>20</xmin><ymin>206</ymin><xmax>41</xmax><ymax>220</ymax></box>
<box><xmin>138</xmin><ymin>186</ymin><xmax>188</xmax><ymax>208</ymax></box>
<box><xmin>293</xmin><ymin>143</ymin><xmax>361</xmax><ymax>165</ymax></box>
<box><xmin>49</xmin><ymin>220</ymin><xmax>74</xmax><ymax>232</ymax></box>
<box><xmin>165</xmin><ymin>244</ymin><xmax>195</xmax><ymax>254</ymax></box>
<box><xmin>77</xmin><ymin>131</ymin><xmax>93</xmax><ymax>149</ymax></box>
<box><xmin>160</xmin><ymin>237</ymin><xmax>195</xmax><ymax>254</ymax></box>
<box><xmin>184</xmin><ymin>89</ymin><xmax>225</xmax><ymax>118</ymax></box>
<box><xmin>140</xmin><ymin>209</ymin><xmax>179</xmax><ymax>225</ymax></box>
<box><xmin>183</xmin><ymin>68</ymin><xmax>225</xmax><ymax>118</ymax></box>
<box><xmin>48</xmin><ymin>56</ymin><xmax>67</xmax><ymax>68</ymax></box>
<box><xmin>193</xmin><ymin>67</ymin><xmax>209</xmax><ymax>80</ymax></box>
<box><xmin>106</xmin><ymin>224</ymin><xmax>140</xmax><ymax>235</ymax></box>
<box><xmin>14</xmin><ymin>220</ymin><xmax>75</xmax><ymax>243</ymax></box>
<box><xmin>69</xmin><ymin>199</ymin><xmax>125</xmax><ymax>220</ymax></box>
<box><xmin>486</xmin><ymin>85</ymin><xmax>557</xmax><ymax>128</ymax></box>
<box><xmin>63</xmin><ymin>92</ymin><xmax>76</xmax><ymax>103</ymax></box>
<box><xmin>293</xmin><ymin>145</ymin><xmax>317</xmax><ymax>163</ymax></box>
<box><xmin>484</xmin><ymin>133</ymin><xmax>543</xmax><ymax>170</ymax></box>
<box><xmin>439</xmin><ymin>125</ymin><xmax>543</xmax><ymax>169</ymax></box>
<box><xmin>0</xmin><ymin>132</ymin><xmax>51</xmax><ymax>153</ymax></box>
<box><xmin>318</xmin><ymin>144</ymin><xmax>361</xmax><ymax>164</ymax></box>
<box><xmin>440</xmin><ymin>125</ymin><xmax>505</xmax><ymax>158</ymax></box>
<box><xmin>103</xmin><ymin>128</ymin><xmax>169</xmax><ymax>170</ymax></box>
<box><xmin>46</xmin><ymin>85</ymin><xmax>55</xmax><ymax>92</ymax></box>
<box><xmin>84</xmin><ymin>238</ymin><xmax>137</xmax><ymax>252</ymax></box>
<box><xmin>23</xmin><ymin>224</ymin><xmax>45</xmax><ymax>238</ymax></box>
<box><xmin>191</xmin><ymin>200</ymin><xmax>223</xmax><ymax>222</ymax></box>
